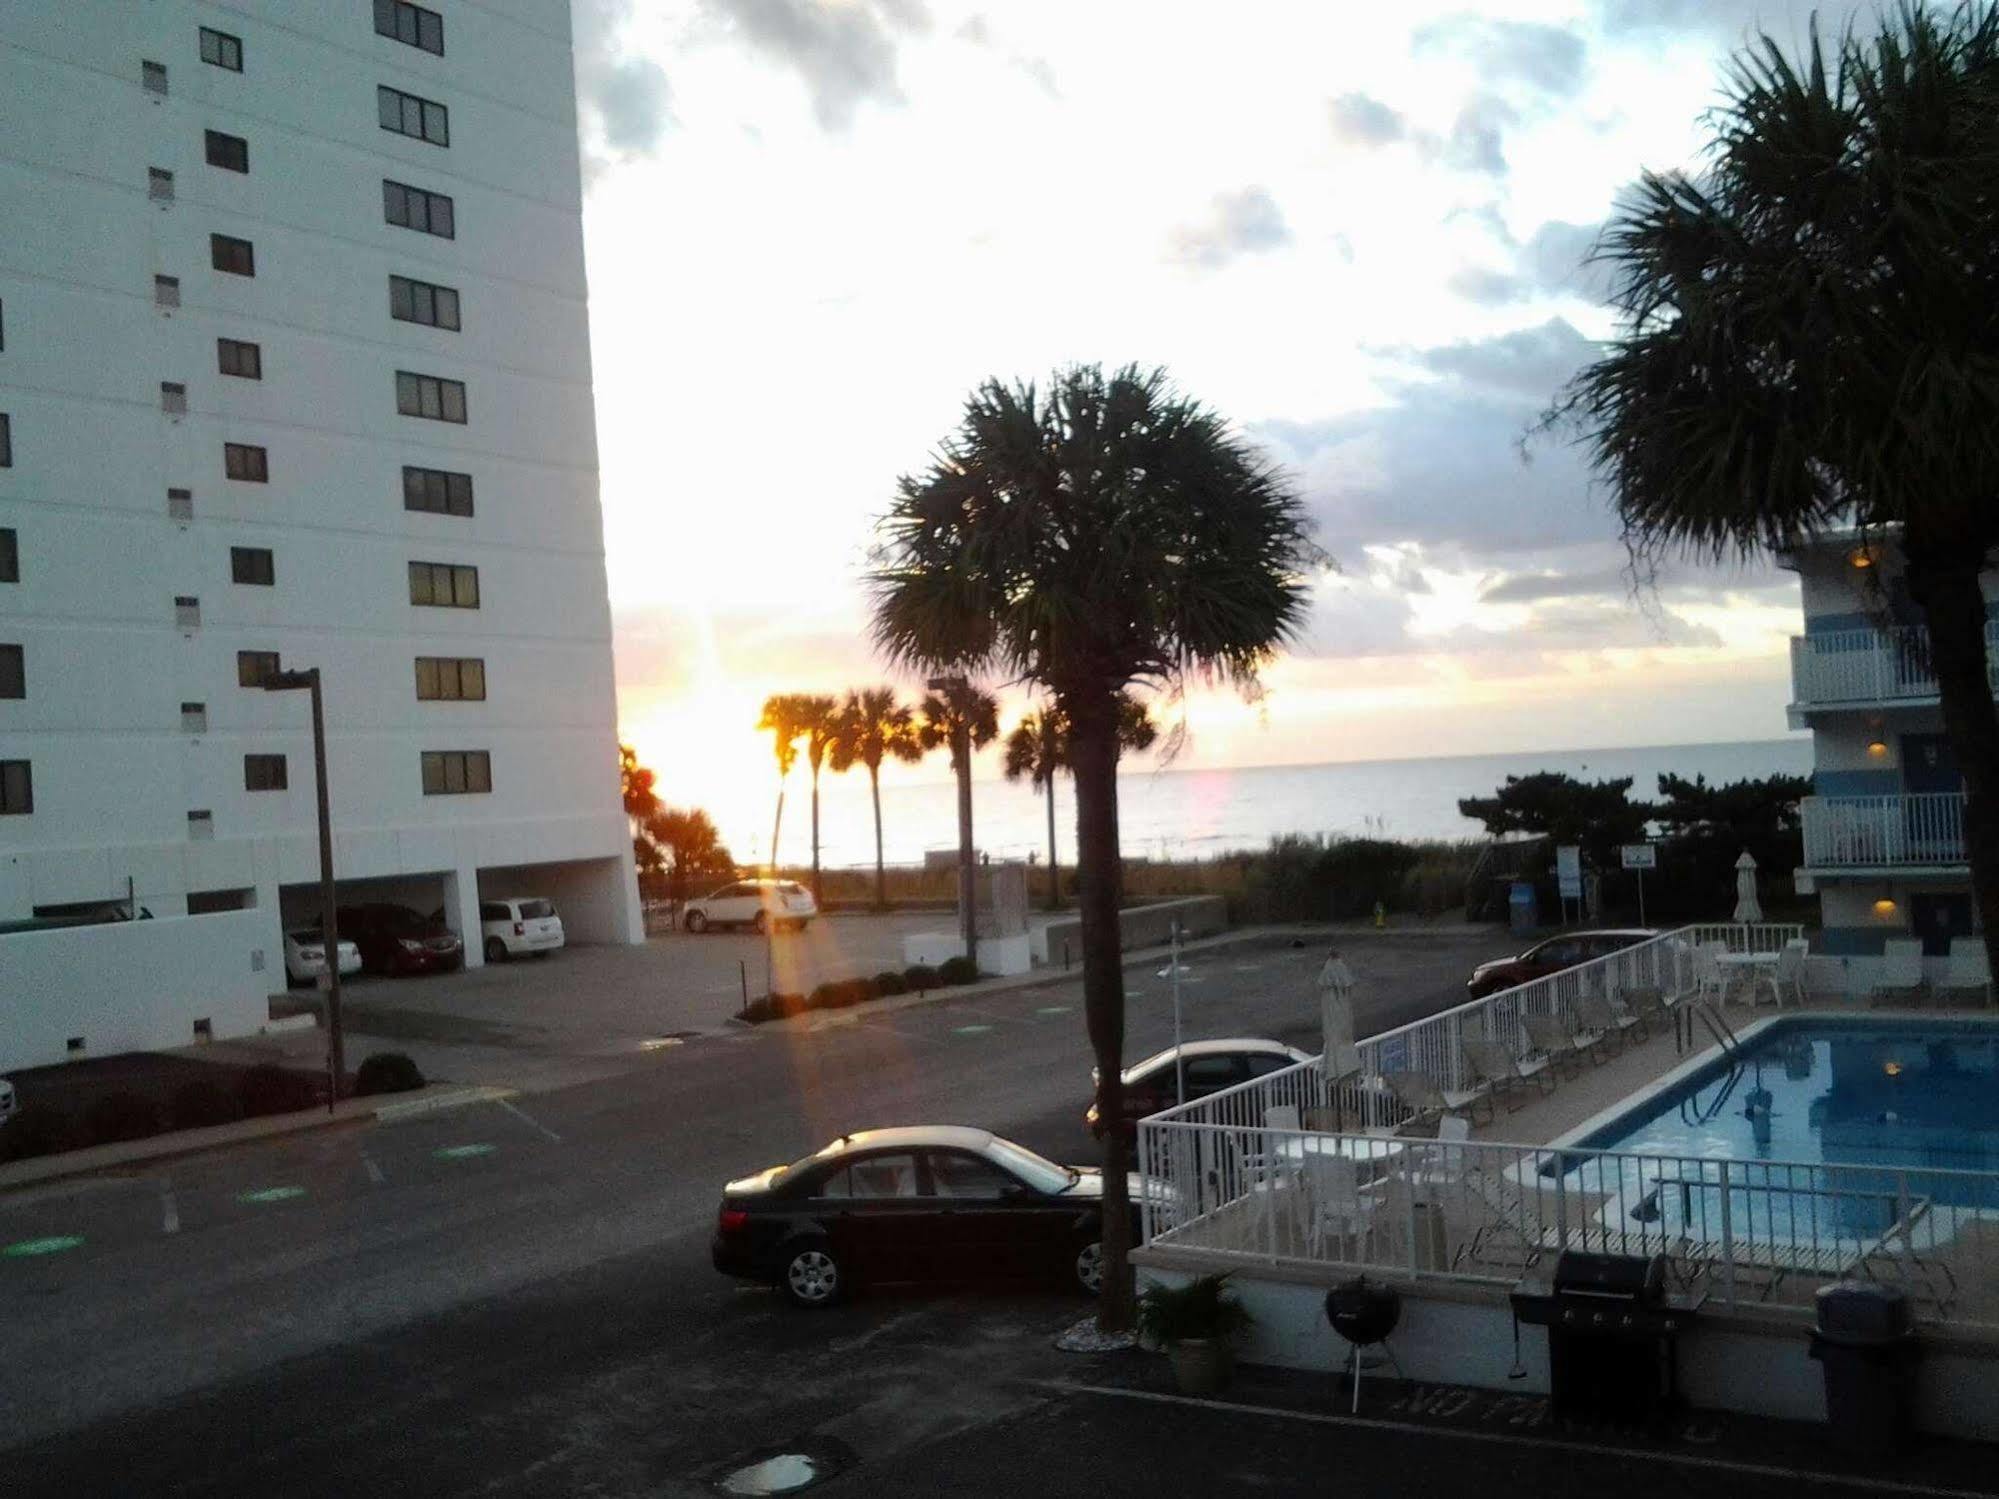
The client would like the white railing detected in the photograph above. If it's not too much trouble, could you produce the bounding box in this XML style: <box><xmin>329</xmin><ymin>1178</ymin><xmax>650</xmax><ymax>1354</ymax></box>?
<box><xmin>1789</xmin><ymin>622</ymin><xmax>1999</xmax><ymax>707</ymax></box>
<box><xmin>1134</xmin><ymin>1126</ymin><xmax>1982</xmax><ymax>1322</ymax></box>
<box><xmin>1802</xmin><ymin>792</ymin><xmax>1967</xmax><ymax>868</ymax></box>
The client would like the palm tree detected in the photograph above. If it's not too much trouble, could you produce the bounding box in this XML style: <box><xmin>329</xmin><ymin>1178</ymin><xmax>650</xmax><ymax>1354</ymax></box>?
<box><xmin>1004</xmin><ymin>694</ymin><xmax>1160</xmax><ymax>911</ymax></box>
<box><xmin>872</xmin><ymin>364</ymin><xmax>1315</xmax><ymax>1328</ymax></box>
<box><xmin>649</xmin><ymin>807</ymin><xmax>735</xmax><ymax>907</ymax></box>
<box><xmin>1554</xmin><ymin>4</ymin><xmax>1999</xmax><ymax>976</ymax></box>
<box><xmin>916</xmin><ymin>684</ymin><xmax>999</xmax><ymax>769</ymax></box>
<box><xmin>796</xmin><ymin>695</ymin><xmax>841</xmax><ymax>905</ymax></box>
<box><xmin>755</xmin><ymin>695</ymin><xmax>806</xmax><ymax>873</ymax></box>
<box><xmin>620</xmin><ymin>743</ymin><xmax>666</xmax><ymax>882</ymax></box>
<box><xmin>829</xmin><ymin>687</ymin><xmax>926</xmax><ymax>909</ymax></box>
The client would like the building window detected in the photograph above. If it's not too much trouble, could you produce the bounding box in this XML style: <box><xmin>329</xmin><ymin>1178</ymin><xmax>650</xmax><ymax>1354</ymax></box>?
<box><xmin>408</xmin><ymin>559</ymin><xmax>479</xmax><ymax>608</ymax></box>
<box><xmin>389</xmin><ymin>275</ymin><xmax>460</xmax><ymax>331</ymax></box>
<box><xmin>218</xmin><ymin>338</ymin><xmax>262</xmax><ymax>379</ymax></box>
<box><xmin>375</xmin><ymin>0</ymin><xmax>445</xmax><ymax>55</ymax></box>
<box><xmin>161</xmin><ymin>382</ymin><xmax>188</xmax><ymax>414</ymax></box>
<box><xmin>0</xmin><ymin>528</ymin><xmax>15</xmax><ymax>582</ymax></box>
<box><xmin>155</xmin><ymin>275</ymin><xmax>181</xmax><ymax>308</ymax></box>
<box><xmin>224</xmin><ymin>443</ymin><xmax>268</xmax><ymax>482</ymax></box>
<box><xmin>188</xmin><ymin>809</ymin><xmax>214</xmax><ymax>839</ymax></box>
<box><xmin>176</xmin><ymin>595</ymin><xmax>202</xmax><ymax>629</ymax></box>
<box><xmin>395</xmin><ymin>370</ymin><xmax>466</xmax><ymax>423</ymax></box>
<box><xmin>211</xmin><ymin>234</ymin><xmax>255</xmax><ymax>276</ymax></box>
<box><xmin>1</xmin><ymin>413</ymin><xmax>11</xmax><ymax>466</ymax></box>
<box><xmin>402</xmin><ymin>465</ymin><xmax>474</xmax><ymax>517</ymax></box>
<box><xmin>199</xmin><ymin>28</ymin><xmax>243</xmax><ymax>71</ymax></box>
<box><xmin>205</xmin><ymin>131</ymin><xmax>249</xmax><ymax>173</ymax></box>
<box><xmin>181</xmin><ymin>701</ymin><xmax>207</xmax><ymax>732</ymax></box>
<box><xmin>244</xmin><ymin>753</ymin><xmax>288</xmax><ymax>791</ymax></box>
<box><xmin>148</xmin><ymin>167</ymin><xmax>176</xmax><ymax>202</ymax></box>
<box><xmin>168</xmin><ymin>488</ymin><xmax>194</xmax><ymax>522</ymax></box>
<box><xmin>143</xmin><ymin>60</ymin><xmax>169</xmax><ymax>95</ymax></box>
<box><xmin>415</xmin><ymin>656</ymin><xmax>485</xmax><ymax>701</ymax></box>
<box><xmin>382</xmin><ymin>179</ymin><xmax>455</xmax><ymax>239</ymax></box>
<box><xmin>0</xmin><ymin>644</ymin><xmax>21</xmax><ymax>699</ymax></box>
<box><xmin>0</xmin><ymin>761</ymin><xmax>30</xmax><ymax>816</ymax></box>
<box><xmin>378</xmin><ymin>85</ymin><xmax>449</xmax><ymax>146</ymax></box>
<box><xmin>421</xmin><ymin>750</ymin><xmax>491</xmax><ymax>795</ymax></box>
<box><xmin>231</xmin><ymin>546</ymin><xmax>275</xmax><ymax>586</ymax></box>
<box><xmin>237</xmin><ymin>649</ymin><xmax>280</xmax><ymax>687</ymax></box>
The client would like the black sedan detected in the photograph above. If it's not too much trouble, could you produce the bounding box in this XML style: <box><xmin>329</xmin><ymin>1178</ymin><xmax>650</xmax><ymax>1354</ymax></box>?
<box><xmin>712</xmin><ymin>1125</ymin><xmax>1157</xmax><ymax>1308</ymax></box>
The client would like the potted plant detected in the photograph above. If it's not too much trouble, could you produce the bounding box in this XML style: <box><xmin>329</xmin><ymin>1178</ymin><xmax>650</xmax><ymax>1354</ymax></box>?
<box><xmin>1135</xmin><ymin>1273</ymin><xmax>1251</xmax><ymax>1396</ymax></box>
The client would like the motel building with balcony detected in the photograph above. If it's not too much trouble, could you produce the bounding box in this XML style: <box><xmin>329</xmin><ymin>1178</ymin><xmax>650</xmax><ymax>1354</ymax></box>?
<box><xmin>1782</xmin><ymin>529</ymin><xmax>1993</xmax><ymax>989</ymax></box>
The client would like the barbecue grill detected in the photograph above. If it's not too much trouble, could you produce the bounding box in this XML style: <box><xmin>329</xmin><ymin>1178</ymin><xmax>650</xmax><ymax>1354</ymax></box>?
<box><xmin>1510</xmin><ymin>1251</ymin><xmax>1697</xmax><ymax>1430</ymax></box>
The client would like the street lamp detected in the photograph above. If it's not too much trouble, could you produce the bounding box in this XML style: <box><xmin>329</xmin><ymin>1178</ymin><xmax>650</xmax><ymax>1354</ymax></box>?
<box><xmin>263</xmin><ymin>666</ymin><xmax>344</xmax><ymax>1107</ymax></box>
<box><xmin>926</xmin><ymin>674</ymin><xmax>978</xmax><ymax>971</ymax></box>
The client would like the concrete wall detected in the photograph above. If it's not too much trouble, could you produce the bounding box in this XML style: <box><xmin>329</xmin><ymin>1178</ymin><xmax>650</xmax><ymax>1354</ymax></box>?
<box><xmin>1031</xmin><ymin>896</ymin><xmax>1228</xmax><ymax>967</ymax></box>
<box><xmin>0</xmin><ymin>909</ymin><xmax>273</xmax><ymax>1069</ymax></box>
<box><xmin>1137</xmin><ymin>1258</ymin><xmax>1999</xmax><ymax>1441</ymax></box>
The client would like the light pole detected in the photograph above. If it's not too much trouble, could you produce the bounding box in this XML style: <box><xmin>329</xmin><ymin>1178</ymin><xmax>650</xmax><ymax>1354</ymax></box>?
<box><xmin>927</xmin><ymin>674</ymin><xmax>977</xmax><ymax>971</ymax></box>
<box><xmin>263</xmin><ymin>667</ymin><xmax>343</xmax><ymax>1106</ymax></box>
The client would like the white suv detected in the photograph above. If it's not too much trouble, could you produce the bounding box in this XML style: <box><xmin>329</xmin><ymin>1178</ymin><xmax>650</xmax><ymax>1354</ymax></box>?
<box><xmin>681</xmin><ymin>879</ymin><xmax>817</xmax><ymax>934</ymax></box>
<box><xmin>480</xmin><ymin>897</ymin><xmax>565</xmax><ymax>963</ymax></box>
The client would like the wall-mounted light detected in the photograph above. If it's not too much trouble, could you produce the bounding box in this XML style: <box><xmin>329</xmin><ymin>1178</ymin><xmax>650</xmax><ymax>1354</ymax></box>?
<box><xmin>1884</xmin><ymin>1060</ymin><xmax>1904</xmax><ymax>1078</ymax></box>
<box><xmin>1874</xmin><ymin>897</ymin><xmax>1898</xmax><ymax>917</ymax></box>
<box><xmin>1848</xmin><ymin>545</ymin><xmax>1876</xmax><ymax>571</ymax></box>
<box><xmin>1867</xmin><ymin>738</ymin><xmax>1890</xmax><ymax>759</ymax></box>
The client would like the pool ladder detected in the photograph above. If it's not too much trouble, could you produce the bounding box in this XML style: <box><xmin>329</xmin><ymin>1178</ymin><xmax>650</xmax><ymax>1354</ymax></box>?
<box><xmin>1678</xmin><ymin>1002</ymin><xmax>1747</xmax><ymax>1125</ymax></box>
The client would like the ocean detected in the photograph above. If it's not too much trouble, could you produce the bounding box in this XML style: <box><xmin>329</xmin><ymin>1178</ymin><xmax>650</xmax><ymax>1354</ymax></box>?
<box><xmin>769</xmin><ymin>737</ymin><xmax>1814</xmax><ymax>871</ymax></box>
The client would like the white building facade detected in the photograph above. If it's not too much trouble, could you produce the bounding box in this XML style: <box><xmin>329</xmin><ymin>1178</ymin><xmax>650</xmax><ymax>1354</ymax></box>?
<box><xmin>1784</xmin><ymin>532</ymin><xmax>1993</xmax><ymax>983</ymax></box>
<box><xmin>0</xmin><ymin>0</ymin><xmax>641</xmax><ymax>1068</ymax></box>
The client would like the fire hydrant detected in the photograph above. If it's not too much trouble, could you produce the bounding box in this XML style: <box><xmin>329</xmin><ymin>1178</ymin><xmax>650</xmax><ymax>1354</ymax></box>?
<box><xmin>1373</xmin><ymin>901</ymin><xmax>1386</xmax><ymax>930</ymax></box>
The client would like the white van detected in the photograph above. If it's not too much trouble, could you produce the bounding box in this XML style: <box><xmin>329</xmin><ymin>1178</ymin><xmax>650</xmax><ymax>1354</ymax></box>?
<box><xmin>479</xmin><ymin>897</ymin><xmax>564</xmax><ymax>962</ymax></box>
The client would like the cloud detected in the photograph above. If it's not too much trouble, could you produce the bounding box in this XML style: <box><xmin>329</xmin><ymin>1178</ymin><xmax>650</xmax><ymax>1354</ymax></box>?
<box><xmin>702</xmin><ymin>0</ymin><xmax>930</xmax><ymax>131</ymax></box>
<box><xmin>1594</xmin><ymin>0</ymin><xmax>1817</xmax><ymax>42</ymax></box>
<box><xmin>1411</xmin><ymin>317</ymin><xmax>1597</xmax><ymax>398</ymax></box>
<box><xmin>1328</xmin><ymin>92</ymin><xmax>1410</xmax><ymax>147</ymax></box>
<box><xmin>1441</xmin><ymin>96</ymin><xmax>1514</xmax><ymax>176</ymax></box>
<box><xmin>1414</xmin><ymin>18</ymin><xmax>1588</xmax><ymax>100</ymax></box>
<box><xmin>1168</xmin><ymin>187</ymin><xmax>1294</xmax><ymax>270</ymax></box>
<box><xmin>1519</xmin><ymin>219</ymin><xmax>1615</xmax><ymax>302</ymax></box>
<box><xmin>1447</xmin><ymin>266</ymin><xmax>1526</xmax><ymax>306</ymax></box>
<box><xmin>573</xmin><ymin>0</ymin><xmax>674</xmax><ymax>170</ymax></box>
<box><xmin>1480</xmin><ymin>565</ymin><xmax>1635</xmax><ymax>604</ymax></box>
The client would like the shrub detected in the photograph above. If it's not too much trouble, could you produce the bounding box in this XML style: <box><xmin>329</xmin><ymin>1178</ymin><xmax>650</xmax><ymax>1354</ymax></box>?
<box><xmin>809</xmin><ymin>981</ymin><xmax>851</xmax><ymax>1010</ymax></box>
<box><xmin>1135</xmin><ymin>1273</ymin><xmax>1251</xmax><ymax>1347</ymax></box>
<box><xmin>937</xmin><ymin>955</ymin><xmax>978</xmax><ymax>986</ymax></box>
<box><xmin>774</xmin><ymin>991</ymin><xmax>811</xmax><ymax>1017</ymax></box>
<box><xmin>738</xmin><ymin>995</ymin><xmax>780</xmax><ymax>1024</ymax></box>
<box><xmin>902</xmin><ymin>963</ymin><xmax>940</xmax><ymax>991</ymax></box>
<box><xmin>169</xmin><ymin>1080</ymin><xmax>243</xmax><ymax>1130</ymax></box>
<box><xmin>84</xmin><ymin>1091</ymin><xmax>160</xmax><ymax>1146</ymax></box>
<box><xmin>237</xmin><ymin>1063</ymin><xmax>318</xmax><ymax>1118</ymax></box>
<box><xmin>0</xmin><ymin>1104</ymin><xmax>74</xmax><ymax>1162</ymax></box>
<box><xmin>353</xmin><ymin>1052</ymin><xmax>425</xmax><ymax>1097</ymax></box>
<box><xmin>874</xmin><ymin>970</ymin><xmax>909</xmax><ymax>997</ymax></box>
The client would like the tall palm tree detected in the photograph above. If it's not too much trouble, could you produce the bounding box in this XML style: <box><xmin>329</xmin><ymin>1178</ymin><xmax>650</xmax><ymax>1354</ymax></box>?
<box><xmin>1555</xmin><ymin>3</ymin><xmax>1999</xmax><ymax>976</ymax></box>
<box><xmin>650</xmin><ymin>807</ymin><xmax>735</xmax><ymax>906</ymax></box>
<box><xmin>829</xmin><ymin>686</ymin><xmax>926</xmax><ymax>909</ymax></box>
<box><xmin>872</xmin><ymin>364</ymin><xmax>1315</xmax><ymax>1329</ymax></box>
<box><xmin>1004</xmin><ymin>694</ymin><xmax>1160</xmax><ymax>911</ymax></box>
<box><xmin>793</xmin><ymin>695</ymin><xmax>841</xmax><ymax>906</ymax></box>
<box><xmin>916</xmin><ymin>684</ymin><xmax>999</xmax><ymax>769</ymax></box>
<box><xmin>755</xmin><ymin>695</ymin><xmax>806</xmax><ymax>873</ymax></box>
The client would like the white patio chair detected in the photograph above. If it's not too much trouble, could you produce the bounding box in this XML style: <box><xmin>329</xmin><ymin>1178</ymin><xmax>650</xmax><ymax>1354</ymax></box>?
<box><xmin>1872</xmin><ymin>938</ymin><xmax>1927</xmax><ymax>1007</ymax></box>
<box><xmin>1759</xmin><ymin>939</ymin><xmax>1809</xmax><ymax>1009</ymax></box>
<box><xmin>1692</xmin><ymin>942</ymin><xmax>1732</xmax><ymax>1006</ymax></box>
<box><xmin>1939</xmin><ymin>938</ymin><xmax>1992</xmax><ymax>1008</ymax></box>
<box><xmin>1383</xmin><ymin>1068</ymin><xmax>1493</xmax><ymax>1129</ymax></box>
<box><xmin>1461</xmin><ymin>1037</ymin><xmax>1555</xmax><ymax>1111</ymax></box>
<box><xmin>1301</xmin><ymin>1153</ymin><xmax>1378</xmax><ymax>1261</ymax></box>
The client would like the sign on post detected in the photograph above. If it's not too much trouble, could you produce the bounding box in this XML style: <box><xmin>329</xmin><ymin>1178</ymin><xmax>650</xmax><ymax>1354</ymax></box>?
<box><xmin>1620</xmin><ymin>843</ymin><xmax>1657</xmax><ymax>926</ymax></box>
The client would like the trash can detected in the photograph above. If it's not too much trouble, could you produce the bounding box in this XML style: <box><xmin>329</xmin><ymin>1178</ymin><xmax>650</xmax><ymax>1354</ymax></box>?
<box><xmin>1809</xmin><ymin>1281</ymin><xmax>1919</xmax><ymax>1456</ymax></box>
<box><xmin>1508</xmin><ymin>882</ymin><xmax>1537</xmax><ymax>937</ymax></box>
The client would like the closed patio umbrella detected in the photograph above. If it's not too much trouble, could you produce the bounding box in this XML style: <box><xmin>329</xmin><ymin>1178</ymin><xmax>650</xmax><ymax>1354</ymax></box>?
<box><xmin>1319</xmin><ymin>950</ymin><xmax>1361</xmax><ymax>1129</ymax></box>
<box><xmin>1732</xmin><ymin>850</ymin><xmax>1763</xmax><ymax>923</ymax></box>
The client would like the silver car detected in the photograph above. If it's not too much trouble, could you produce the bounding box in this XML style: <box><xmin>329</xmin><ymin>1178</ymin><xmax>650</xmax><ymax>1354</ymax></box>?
<box><xmin>681</xmin><ymin>879</ymin><xmax>817</xmax><ymax>934</ymax></box>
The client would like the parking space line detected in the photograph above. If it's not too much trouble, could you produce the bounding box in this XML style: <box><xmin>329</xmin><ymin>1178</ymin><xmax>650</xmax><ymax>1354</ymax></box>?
<box><xmin>494</xmin><ymin>1095</ymin><xmax>562</xmax><ymax>1144</ymax></box>
<box><xmin>362</xmin><ymin>1154</ymin><xmax>386</xmax><ymax>1186</ymax></box>
<box><xmin>158</xmin><ymin>1182</ymin><xmax>179</xmax><ymax>1235</ymax></box>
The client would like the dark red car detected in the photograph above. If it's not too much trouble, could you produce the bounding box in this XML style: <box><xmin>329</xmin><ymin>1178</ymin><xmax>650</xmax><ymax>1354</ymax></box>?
<box><xmin>337</xmin><ymin>903</ymin><xmax>464</xmax><ymax>976</ymax></box>
<box><xmin>1466</xmin><ymin>928</ymin><xmax>1657</xmax><ymax>999</ymax></box>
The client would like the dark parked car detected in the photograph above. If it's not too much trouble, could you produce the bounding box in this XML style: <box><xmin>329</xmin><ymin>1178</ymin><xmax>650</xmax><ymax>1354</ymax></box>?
<box><xmin>712</xmin><ymin>1125</ymin><xmax>1160</xmax><ymax>1308</ymax></box>
<box><xmin>337</xmin><ymin>903</ymin><xmax>464</xmax><ymax>976</ymax></box>
<box><xmin>1085</xmin><ymin>1038</ymin><xmax>1314</xmax><ymax>1138</ymax></box>
<box><xmin>1465</xmin><ymin>927</ymin><xmax>1657</xmax><ymax>999</ymax></box>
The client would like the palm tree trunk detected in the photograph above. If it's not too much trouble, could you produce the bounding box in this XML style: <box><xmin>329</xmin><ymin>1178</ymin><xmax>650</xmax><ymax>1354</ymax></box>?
<box><xmin>810</xmin><ymin>764</ymin><xmax>823</xmax><ymax>906</ymax></box>
<box><xmin>1068</xmin><ymin>689</ymin><xmax>1131</xmax><ymax>1331</ymax></box>
<box><xmin>1045</xmin><ymin>774</ymin><xmax>1060</xmax><ymax>911</ymax></box>
<box><xmin>870</xmin><ymin>761</ymin><xmax>887</xmax><ymax>911</ymax></box>
<box><xmin>1908</xmin><ymin>553</ymin><xmax>1999</xmax><ymax>981</ymax></box>
<box><xmin>770</xmin><ymin>783</ymin><xmax>786</xmax><ymax>875</ymax></box>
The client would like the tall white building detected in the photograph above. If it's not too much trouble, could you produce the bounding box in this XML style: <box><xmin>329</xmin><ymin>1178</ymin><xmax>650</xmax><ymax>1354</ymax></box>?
<box><xmin>0</xmin><ymin>0</ymin><xmax>641</xmax><ymax>1067</ymax></box>
<box><xmin>1784</xmin><ymin>531</ymin><xmax>1992</xmax><ymax>985</ymax></box>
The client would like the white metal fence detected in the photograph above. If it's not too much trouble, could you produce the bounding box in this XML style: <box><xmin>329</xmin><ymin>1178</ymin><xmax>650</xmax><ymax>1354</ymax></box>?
<box><xmin>1789</xmin><ymin>622</ymin><xmax>1999</xmax><ymax>706</ymax></box>
<box><xmin>1802</xmin><ymin>792</ymin><xmax>1967</xmax><ymax>868</ymax></box>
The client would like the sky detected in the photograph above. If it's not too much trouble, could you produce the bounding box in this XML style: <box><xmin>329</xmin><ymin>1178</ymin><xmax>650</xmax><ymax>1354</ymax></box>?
<box><xmin>566</xmin><ymin>0</ymin><xmax>1869</xmax><ymax>845</ymax></box>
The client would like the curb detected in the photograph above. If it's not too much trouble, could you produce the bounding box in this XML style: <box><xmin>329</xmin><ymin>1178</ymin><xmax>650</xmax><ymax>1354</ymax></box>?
<box><xmin>0</xmin><ymin>1083</ymin><xmax>507</xmax><ymax>1194</ymax></box>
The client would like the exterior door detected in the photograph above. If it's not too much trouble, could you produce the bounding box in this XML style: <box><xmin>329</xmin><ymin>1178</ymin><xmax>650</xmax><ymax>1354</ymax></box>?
<box><xmin>1910</xmin><ymin>893</ymin><xmax>1975</xmax><ymax>959</ymax></box>
<box><xmin>1902</xmin><ymin>734</ymin><xmax>1962</xmax><ymax>794</ymax></box>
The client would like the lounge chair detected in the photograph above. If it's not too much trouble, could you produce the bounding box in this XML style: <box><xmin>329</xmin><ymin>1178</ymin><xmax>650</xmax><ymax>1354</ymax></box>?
<box><xmin>1521</xmin><ymin>1013</ymin><xmax>1589</xmax><ymax>1078</ymax></box>
<box><xmin>1449</xmin><ymin>1160</ymin><xmax>1550</xmax><ymax>1273</ymax></box>
<box><xmin>1758</xmin><ymin>939</ymin><xmax>1809</xmax><ymax>1009</ymax></box>
<box><xmin>1382</xmin><ymin>1068</ymin><xmax>1493</xmax><ymax>1129</ymax></box>
<box><xmin>1576</xmin><ymin>993</ymin><xmax>1643</xmax><ymax>1055</ymax></box>
<box><xmin>1461</xmin><ymin>1038</ymin><xmax>1555</xmax><ymax>1111</ymax></box>
<box><xmin>1872</xmin><ymin>938</ymin><xmax>1927</xmax><ymax>1007</ymax></box>
<box><xmin>1300</xmin><ymin>1153</ymin><xmax>1379</xmax><ymax>1260</ymax></box>
<box><xmin>1937</xmin><ymin>938</ymin><xmax>1992</xmax><ymax>1008</ymax></box>
<box><xmin>1617</xmin><ymin>985</ymin><xmax>1673</xmax><ymax>1041</ymax></box>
